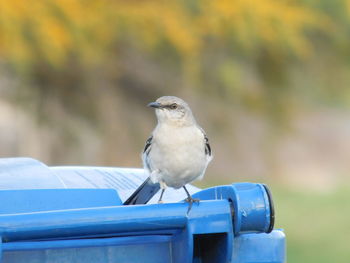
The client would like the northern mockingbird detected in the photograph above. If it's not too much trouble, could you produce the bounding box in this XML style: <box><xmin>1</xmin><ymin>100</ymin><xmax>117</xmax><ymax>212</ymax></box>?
<box><xmin>124</xmin><ymin>96</ymin><xmax>212</xmax><ymax>206</ymax></box>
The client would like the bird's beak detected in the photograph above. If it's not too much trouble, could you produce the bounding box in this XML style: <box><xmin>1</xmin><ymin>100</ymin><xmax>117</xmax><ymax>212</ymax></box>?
<box><xmin>148</xmin><ymin>102</ymin><xmax>162</xmax><ymax>108</ymax></box>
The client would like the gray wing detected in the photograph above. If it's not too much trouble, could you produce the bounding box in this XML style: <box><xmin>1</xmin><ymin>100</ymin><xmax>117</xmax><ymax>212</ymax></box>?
<box><xmin>198</xmin><ymin>127</ymin><xmax>212</xmax><ymax>159</ymax></box>
<box><xmin>143</xmin><ymin>136</ymin><xmax>152</xmax><ymax>155</ymax></box>
<box><xmin>142</xmin><ymin>136</ymin><xmax>153</xmax><ymax>171</ymax></box>
<box><xmin>204</xmin><ymin>133</ymin><xmax>212</xmax><ymax>157</ymax></box>
<box><xmin>124</xmin><ymin>135</ymin><xmax>160</xmax><ymax>205</ymax></box>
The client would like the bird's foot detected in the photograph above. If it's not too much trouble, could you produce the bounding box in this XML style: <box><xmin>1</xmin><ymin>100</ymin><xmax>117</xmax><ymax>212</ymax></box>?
<box><xmin>185</xmin><ymin>197</ymin><xmax>200</xmax><ymax>203</ymax></box>
<box><xmin>184</xmin><ymin>197</ymin><xmax>200</xmax><ymax>214</ymax></box>
<box><xmin>158</xmin><ymin>200</ymin><xmax>164</xmax><ymax>204</ymax></box>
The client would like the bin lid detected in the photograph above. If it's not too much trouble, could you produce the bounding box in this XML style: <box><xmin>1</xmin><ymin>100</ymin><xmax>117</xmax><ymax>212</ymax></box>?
<box><xmin>0</xmin><ymin>157</ymin><xmax>199</xmax><ymax>204</ymax></box>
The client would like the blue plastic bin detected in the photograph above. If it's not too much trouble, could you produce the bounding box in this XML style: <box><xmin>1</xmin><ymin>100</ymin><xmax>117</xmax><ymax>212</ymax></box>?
<box><xmin>0</xmin><ymin>158</ymin><xmax>285</xmax><ymax>263</ymax></box>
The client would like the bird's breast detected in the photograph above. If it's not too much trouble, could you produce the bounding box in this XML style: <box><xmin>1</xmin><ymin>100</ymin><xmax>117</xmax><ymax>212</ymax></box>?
<box><xmin>153</xmin><ymin>126</ymin><xmax>204</xmax><ymax>157</ymax></box>
<box><xmin>149</xmin><ymin>125</ymin><xmax>207</xmax><ymax>187</ymax></box>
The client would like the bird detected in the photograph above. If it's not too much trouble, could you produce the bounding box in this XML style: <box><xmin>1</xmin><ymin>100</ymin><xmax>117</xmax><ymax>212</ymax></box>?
<box><xmin>124</xmin><ymin>96</ymin><xmax>212</xmax><ymax>207</ymax></box>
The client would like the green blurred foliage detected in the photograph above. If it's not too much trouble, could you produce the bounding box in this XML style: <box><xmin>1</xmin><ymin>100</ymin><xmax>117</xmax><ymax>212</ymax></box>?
<box><xmin>0</xmin><ymin>0</ymin><xmax>329</xmax><ymax>64</ymax></box>
<box><xmin>1</xmin><ymin>0</ymin><xmax>350</xmax><ymax>123</ymax></box>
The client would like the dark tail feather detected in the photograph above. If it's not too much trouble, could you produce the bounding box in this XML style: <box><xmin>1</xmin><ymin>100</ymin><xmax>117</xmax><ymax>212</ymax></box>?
<box><xmin>123</xmin><ymin>177</ymin><xmax>160</xmax><ymax>205</ymax></box>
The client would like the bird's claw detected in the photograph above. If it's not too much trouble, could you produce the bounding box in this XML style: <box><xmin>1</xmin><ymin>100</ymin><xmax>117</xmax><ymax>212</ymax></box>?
<box><xmin>185</xmin><ymin>197</ymin><xmax>200</xmax><ymax>203</ymax></box>
<box><xmin>185</xmin><ymin>197</ymin><xmax>200</xmax><ymax>214</ymax></box>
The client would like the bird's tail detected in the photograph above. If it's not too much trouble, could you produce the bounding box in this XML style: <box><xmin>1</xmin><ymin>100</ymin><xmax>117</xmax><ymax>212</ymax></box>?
<box><xmin>123</xmin><ymin>177</ymin><xmax>160</xmax><ymax>205</ymax></box>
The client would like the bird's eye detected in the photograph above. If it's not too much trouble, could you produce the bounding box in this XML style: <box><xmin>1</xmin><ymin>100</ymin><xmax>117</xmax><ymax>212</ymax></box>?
<box><xmin>170</xmin><ymin>103</ymin><xmax>178</xmax><ymax>109</ymax></box>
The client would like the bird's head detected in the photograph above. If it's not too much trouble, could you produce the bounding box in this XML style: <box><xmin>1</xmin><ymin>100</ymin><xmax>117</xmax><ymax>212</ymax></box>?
<box><xmin>148</xmin><ymin>96</ymin><xmax>195</xmax><ymax>126</ymax></box>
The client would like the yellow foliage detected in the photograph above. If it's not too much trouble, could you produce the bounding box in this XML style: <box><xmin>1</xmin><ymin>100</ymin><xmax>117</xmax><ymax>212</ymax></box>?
<box><xmin>0</xmin><ymin>0</ymin><xmax>333</xmax><ymax>67</ymax></box>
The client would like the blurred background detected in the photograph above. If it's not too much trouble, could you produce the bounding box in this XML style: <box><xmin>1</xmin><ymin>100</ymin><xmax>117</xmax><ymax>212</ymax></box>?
<box><xmin>0</xmin><ymin>0</ymin><xmax>350</xmax><ymax>261</ymax></box>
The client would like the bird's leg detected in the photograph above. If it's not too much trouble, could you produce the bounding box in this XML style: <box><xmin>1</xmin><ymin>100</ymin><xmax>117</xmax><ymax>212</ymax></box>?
<box><xmin>183</xmin><ymin>186</ymin><xmax>200</xmax><ymax>213</ymax></box>
<box><xmin>158</xmin><ymin>181</ymin><xmax>167</xmax><ymax>203</ymax></box>
<box><xmin>183</xmin><ymin>186</ymin><xmax>200</xmax><ymax>203</ymax></box>
<box><xmin>158</xmin><ymin>189</ymin><xmax>165</xmax><ymax>204</ymax></box>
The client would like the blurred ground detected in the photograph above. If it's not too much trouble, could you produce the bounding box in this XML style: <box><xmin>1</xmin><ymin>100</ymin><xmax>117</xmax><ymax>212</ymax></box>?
<box><xmin>273</xmin><ymin>183</ymin><xmax>350</xmax><ymax>263</ymax></box>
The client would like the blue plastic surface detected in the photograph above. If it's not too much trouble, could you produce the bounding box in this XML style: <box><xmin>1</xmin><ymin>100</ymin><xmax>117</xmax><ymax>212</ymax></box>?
<box><xmin>232</xmin><ymin>230</ymin><xmax>286</xmax><ymax>263</ymax></box>
<box><xmin>2</xmin><ymin>236</ymin><xmax>172</xmax><ymax>263</ymax></box>
<box><xmin>0</xmin><ymin>189</ymin><xmax>121</xmax><ymax>214</ymax></box>
<box><xmin>0</xmin><ymin>157</ymin><xmax>286</xmax><ymax>263</ymax></box>
<box><xmin>192</xmin><ymin>182</ymin><xmax>274</xmax><ymax>234</ymax></box>
<box><xmin>0</xmin><ymin>158</ymin><xmax>65</xmax><ymax>189</ymax></box>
